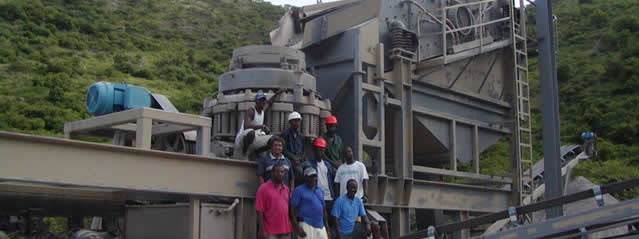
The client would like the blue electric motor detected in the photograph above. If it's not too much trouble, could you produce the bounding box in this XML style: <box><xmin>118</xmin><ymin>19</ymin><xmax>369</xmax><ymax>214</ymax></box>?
<box><xmin>85</xmin><ymin>81</ymin><xmax>151</xmax><ymax>116</ymax></box>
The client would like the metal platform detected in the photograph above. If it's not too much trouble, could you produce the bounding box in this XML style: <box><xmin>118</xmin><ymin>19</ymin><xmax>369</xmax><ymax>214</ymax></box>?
<box><xmin>0</xmin><ymin>131</ymin><xmax>517</xmax><ymax>238</ymax></box>
<box><xmin>63</xmin><ymin>107</ymin><xmax>211</xmax><ymax>155</ymax></box>
<box><xmin>0</xmin><ymin>131</ymin><xmax>512</xmax><ymax>212</ymax></box>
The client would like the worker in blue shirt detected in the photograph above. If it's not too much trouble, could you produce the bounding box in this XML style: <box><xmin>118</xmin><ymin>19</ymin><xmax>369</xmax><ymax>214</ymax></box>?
<box><xmin>331</xmin><ymin>179</ymin><xmax>371</xmax><ymax>239</ymax></box>
<box><xmin>290</xmin><ymin>168</ymin><xmax>331</xmax><ymax>239</ymax></box>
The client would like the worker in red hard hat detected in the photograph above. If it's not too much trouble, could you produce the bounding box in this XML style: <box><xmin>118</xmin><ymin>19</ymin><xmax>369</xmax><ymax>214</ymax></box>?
<box><xmin>321</xmin><ymin>115</ymin><xmax>344</xmax><ymax>169</ymax></box>
<box><xmin>302</xmin><ymin>138</ymin><xmax>336</xmax><ymax>204</ymax></box>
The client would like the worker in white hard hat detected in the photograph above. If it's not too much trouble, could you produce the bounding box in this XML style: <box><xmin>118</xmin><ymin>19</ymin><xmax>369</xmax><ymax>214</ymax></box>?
<box><xmin>281</xmin><ymin>111</ymin><xmax>305</xmax><ymax>188</ymax></box>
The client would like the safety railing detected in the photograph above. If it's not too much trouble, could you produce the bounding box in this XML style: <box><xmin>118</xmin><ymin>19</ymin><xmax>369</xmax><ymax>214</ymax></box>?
<box><xmin>413</xmin><ymin>0</ymin><xmax>512</xmax><ymax>62</ymax></box>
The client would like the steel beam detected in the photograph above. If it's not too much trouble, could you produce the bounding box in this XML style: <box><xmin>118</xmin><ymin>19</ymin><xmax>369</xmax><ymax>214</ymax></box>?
<box><xmin>189</xmin><ymin>197</ymin><xmax>201</xmax><ymax>239</ymax></box>
<box><xmin>479</xmin><ymin>198</ymin><xmax>639</xmax><ymax>239</ymax></box>
<box><xmin>473</xmin><ymin>125</ymin><xmax>480</xmax><ymax>173</ymax></box>
<box><xmin>450</xmin><ymin>120</ymin><xmax>457</xmax><ymax>171</ymax></box>
<box><xmin>536</xmin><ymin>0</ymin><xmax>563</xmax><ymax>218</ymax></box>
<box><xmin>400</xmin><ymin>178</ymin><xmax>639</xmax><ymax>239</ymax></box>
<box><xmin>0</xmin><ymin>131</ymin><xmax>512</xmax><ymax>213</ymax></box>
<box><xmin>0</xmin><ymin>132</ymin><xmax>257</xmax><ymax>198</ymax></box>
<box><xmin>366</xmin><ymin>176</ymin><xmax>512</xmax><ymax>212</ymax></box>
<box><xmin>136</xmin><ymin>117</ymin><xmax>152</xmax><ymax>149</ymax></box>
<box><xmin>0</xmin><ymin>182</ymin><xmax>125</xmax><ymax>201</ymax></box>
<box><xmin>111</xmin><ymin>123</ymin><xmax>197</xmax><ymax>136</ymax></box>
<box><xmin>413</xmin><ymin>166</ymin><xmax>512</xmax><ymax>184</ymax></box>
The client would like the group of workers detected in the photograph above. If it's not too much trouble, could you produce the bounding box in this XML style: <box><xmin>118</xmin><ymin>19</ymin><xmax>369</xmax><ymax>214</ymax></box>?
<box><xmin>240</xmin><ymin>91</ymin><xmax>375</xmax><ymax>239</ymax></box>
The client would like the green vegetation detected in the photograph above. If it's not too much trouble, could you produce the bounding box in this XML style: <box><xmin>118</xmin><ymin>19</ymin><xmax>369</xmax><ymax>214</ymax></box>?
<box><xmin>479</xmin><ymin>0</ymin><xmax>639</xmax><ymax>199</ymax></box>
<box><xmin>0</xmin><ymin>0</ymin><xmax>284</xmax><ymax>137</ymax></box>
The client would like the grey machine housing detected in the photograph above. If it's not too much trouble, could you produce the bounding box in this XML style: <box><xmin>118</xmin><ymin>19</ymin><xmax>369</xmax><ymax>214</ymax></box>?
<box><xmin>203</xmin><ymin>45</ymin><xmax>331</xmax><ymax>158</ymax></box>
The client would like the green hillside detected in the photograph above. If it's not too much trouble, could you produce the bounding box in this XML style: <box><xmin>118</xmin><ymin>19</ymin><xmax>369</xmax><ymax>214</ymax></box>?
<box><xmin>0</xmin><ymin>0</ymin><xmax>284</xmax><ymax>137</ymax></box>
<box><xmin>548</xmin><ymin>0</ymin><xmax>639</xmax><ymax>199</ymax></box>
<box><xmin>0</xmin><ymin>0</ymin><xmax>637</xmax><ymax>197</ymax></box>
<box><xmin>480</xmin><ymin>0</ymin><xmax>639</xmax><ymax>199</ymax></box>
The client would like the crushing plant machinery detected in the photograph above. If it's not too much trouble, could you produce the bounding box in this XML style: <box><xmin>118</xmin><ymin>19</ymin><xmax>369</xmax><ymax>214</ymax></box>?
<box><xmin>1</xmin><ymin>0</ymin><xmax>638</xmax><ymax>238</ymax></box>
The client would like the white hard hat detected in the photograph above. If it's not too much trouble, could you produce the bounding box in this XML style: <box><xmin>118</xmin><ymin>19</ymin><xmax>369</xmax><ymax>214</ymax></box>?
<box><xmin>288</xmin><ymin>111</ymin><xmax>301</xmax><ymax>121</ymax></box>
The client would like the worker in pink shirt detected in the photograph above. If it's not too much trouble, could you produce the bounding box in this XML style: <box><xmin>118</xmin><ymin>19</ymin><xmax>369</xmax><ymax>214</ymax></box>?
<box><xmin>256</xmin><ymin>163</ymin><xmax>292</xmax><ymax>239</ymax></box>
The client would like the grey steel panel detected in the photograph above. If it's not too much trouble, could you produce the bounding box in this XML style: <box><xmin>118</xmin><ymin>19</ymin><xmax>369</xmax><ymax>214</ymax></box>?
<box><xmin>200</xmin><ymin>204</ymin><xmax>235</xmax><ymax>239</ymax></box>
<box><xmin>367</xmin><ymin>177</ymin><xmax>511</xmax><ymax>212</ymax></box>
<box><xmin>151</xmin><ymin>93</ymin><xmax>180</xmax><ymax>113</ymax></box>
<box><xmin>411</xmin><ymin>83</ymin><xmax>508</xmax><ymax>124</ymax></box>
<box><xmin>229</xmin><ymin>45</ymin><xmax>306</xmax><ymax>70</ymax></box>
<box><xmin>478</xmin><ymin>198</ymin><xmax>639</xmax><ymax>239</ymax></box>
<box><xmin>218</xmin><ymin>68</ymin><xmax>316</xmax><ymax>92</ymax></box>
<box><xmin>456</xmin><ymin>123</ymin><xmax>473</xmax><ymax>163</ymax></box>
<box><xmin>0</xmin><ymin>183</ymin><xmax>124</xmax><ymax>216</ymax></box>
<box><xmin>416</xmin><ymin>115</ymin><xmax>450</xmax><ymax>149</ymax></box>
<box><xmin>302</xmin><ymin>0</ymin><xmax>381</xmax><ymax>48</ymax></box>
<box><xmin>414</xmin><ymin>50</ymin><xmax>510</xmax><ymax>102</ymax></box>
<box><xmin>408</xmin><ymin>179</ymin><xmax>512</xmax><ymax>212</ymax></box>
<box><xmin>125</xmin><ymin>205</ymin><xmax>190</xmax><ymax>239</ymax></box>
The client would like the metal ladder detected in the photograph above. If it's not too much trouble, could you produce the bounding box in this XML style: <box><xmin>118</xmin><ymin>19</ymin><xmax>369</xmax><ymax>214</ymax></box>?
<box><xmin>510</xmin><ymin>0</ymin><xmax>534</xmax><ymax>216</ymax></box>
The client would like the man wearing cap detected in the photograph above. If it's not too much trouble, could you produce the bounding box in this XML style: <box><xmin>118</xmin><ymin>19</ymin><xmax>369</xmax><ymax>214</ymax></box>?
<box><xmin>302</xmin><ymin>138</ymin><xmax>336</xmax><ymax>203</ymax></box>
<box><xmin>236</xmin><ymin>88</ymin><xmax>286</xmax><ymax>156</ymax></box>
<box><xmin>289</xmin><ymin>168</ymin><xmax>331</xmax><ymax>239</ymax></box>
<box><xmin>281</xmin><ymin>111</ymin><xmax>305</xmax><ymax>188</ymax></box>
<box><xmin>321</xmin><ymin>115</ymin><xmax>344</xmax><ymax>169</ymax></box>
<box><xmin>256</xmin><ymin>163</ymin><xmax>292</xmax><ymax>239</ymax></box>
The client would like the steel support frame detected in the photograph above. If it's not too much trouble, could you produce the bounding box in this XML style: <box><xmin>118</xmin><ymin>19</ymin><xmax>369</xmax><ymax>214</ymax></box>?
<box><xmin>0</xmin><ymin>131</ymin><xmax>512</xmax><ymax>211</ymax></box>
<box><xmin>0</xmin><ymin>132</ymin><xmax>257</xmax><ymax>198</ymax></box>
<box><xmin>63</xmin><ymin>107</ymin><xmax>211</xmax><ymax>155</ymax></box>
<box><xmin>411</xmin><ymin>106</ymin><xmax>510</xmax><ymax>184</ymax></box>
<box><xmin>480</xmin><ymin>198</ymin><xmax>639</xmax><ymax>239</ymax></box>
<box><xmin>389</xmin><ymin>50</ymin><xmax>415</xmax><ymax>238</ymax></box>
<box><xmin>399</xmin><ymin>178</ymin><xmax>639</xmax><ymax>239</ymax></box>
<box><xmin>0</xmin><ymin>131</ymin><xmax>514</xmax><ymax>237</ymax></box>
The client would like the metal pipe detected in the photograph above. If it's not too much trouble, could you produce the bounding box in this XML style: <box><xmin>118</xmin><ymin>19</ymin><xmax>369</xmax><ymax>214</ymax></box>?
<box><xmin>213</xmin><ymin>198</ymin><xmax>240</xmax><ymax>216</ymax></box>
<box><xmin>536</xmin><ymin>0</ymin><xmax>563</xmax><ymax>219</ymax></box>
<box><xmin>445</xmin><ymin>17</ymin><xmax>511</xmax><ymax>34</ymax></box>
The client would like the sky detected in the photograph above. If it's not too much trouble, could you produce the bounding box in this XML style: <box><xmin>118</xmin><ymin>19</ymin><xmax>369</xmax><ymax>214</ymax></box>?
<box><xmin>264</xmin><ymin>0</ymin><xmax>341</xmax><ymax>7</ymax></box>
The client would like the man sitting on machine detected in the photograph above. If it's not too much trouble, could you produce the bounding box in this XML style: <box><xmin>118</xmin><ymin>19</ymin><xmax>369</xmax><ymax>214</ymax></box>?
<box><xmin>234</xmin><ymin>88</ymin><xmax>285</xmax><ymax>158</ymax></box>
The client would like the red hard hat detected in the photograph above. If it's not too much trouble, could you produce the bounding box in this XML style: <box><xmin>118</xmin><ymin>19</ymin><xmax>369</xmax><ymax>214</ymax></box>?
<box><xmin>313</xmin><ymin>138</ymin><xmax>327</xmax><ymax>148</ymax></box>
<box><xmin>325</xmin><ymin>115</ymin><xmax>338</xmax><ymax>125</ymax></box>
